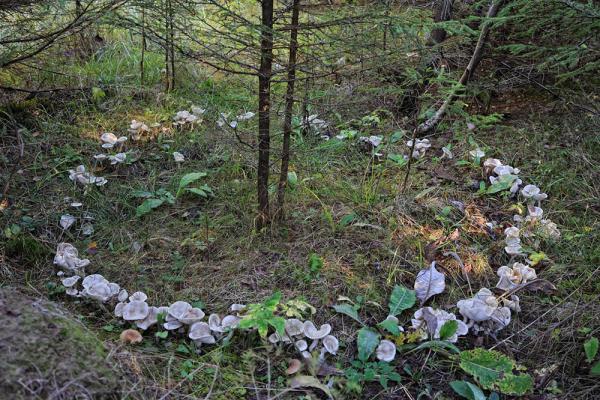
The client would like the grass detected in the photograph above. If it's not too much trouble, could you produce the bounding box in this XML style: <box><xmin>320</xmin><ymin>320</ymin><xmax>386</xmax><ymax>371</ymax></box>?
<box><xmin>1</xmin><ymin>39</ymin><xmax>599</xmax><ymax>400</ymax></box>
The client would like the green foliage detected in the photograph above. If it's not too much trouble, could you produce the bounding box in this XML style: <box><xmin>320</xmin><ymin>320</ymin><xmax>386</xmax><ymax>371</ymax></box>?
<box><xmin>287</xmin><ymin>171</ymin><xmax>298</xmax><ymax>189</ymax></box>
<box><xmin>584</xmin><ymin>337</ymin><xmax>598</xmax><ymax>363</ymax></box>
<box><xmin>387</xmin><ymin>153</ymin><xmax>408</xmax><ymax>167</ymax></box>
<box><xmin>388</xmin><ymin>285</ymin><xmax>416</xmax><ymax>316</ymax></box>
<box><xmin>135</xmin><ymin>188</ymin><xmax>175</xmax><ymax>217</ymax></box>
<box><xmin>450</xmin><ymin>380</ymin><xmax>487</xmax><ymax>400</ymax></box>
<box><xmin>439</xmin><ymin>320</ymin><xmax>458</xmax><ymax>341</ymax></box>
<box><xmin>345</xmin><ymin>360</ymin><xmax>401</xmax><ymax>393</ymax></box>
<box><xmin>238</xmin><ymin>292</ymin><xmax>285</xmax><ymax>338</ymax></box>
<box><xmin>377</xmin><ymin>318</ymin><xmax>401</xmax><ymax>336</ymax></box>
<box><xmin>176</xmin><ymin>172</ymin><xmax>213</xmax><ymax>198</ymax></box>
<box><xmin>333</xmin><ymin>303</ymin><xmax>362</xmax><ymax>325</ymax></box>
<box><xmin>280</xmin><ymin>299</ymin><xmax>316</xmax><ymax>319</ymax></box>
<box><xmin>357</xmin><ymin>327</ymin><xmax>380</xmax><ymax>362</ymax></box>
<box><xmin>486</xmin><ymin>174</ymin><xmax>518</xmax><ymax>195</ymax></box>
<box><xmin>307</xmin><ymin>253</ymin><xmax>324</xmax><ymax>280</ymax></box>
<box><xmin>459</xmin><ymin>349</ymin><xmax>533</xmax><ymax>395</ymax></box>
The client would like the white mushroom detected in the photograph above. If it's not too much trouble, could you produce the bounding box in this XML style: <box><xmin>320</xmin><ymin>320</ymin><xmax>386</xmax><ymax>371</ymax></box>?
<box><xmin>114</xmin><ymin>302</ymin><xmax>126</xmax><ymax>318</ymax></box>
<box><xmin>164</xmin><ymin>315</ymin><xmax>184</xmax><ymax>330</ymax></box>
<box><xmin>322</xmin><ymin>335</ymin><xmax>339</xmax><ymax>355</ymax></box>
<box><xmin>469</xmin><ymin>148</ymin><xmax>485</xmax><ymax>160</ymax></box>
<box><xmin>173</xmin><ymin>152</ymin><xmax>185</xmax><ymax>163</ymax></box>
<box><xmin>54</xmin><ymin>243</ymin><xmax>90</xmax><ymax>272</ymax></box>
<box><xmin>60</xmin><ymin>214</ymin><xmax>76</xmax><ymax>230</ymax></box>
<box><xmin>208</xmin><ymin>314</ymin><xmax>222</xmax><ymax>332</ymax></box>
<box><xmin>411</xmin><ymin>307</ymin><xmax>468</xmax><ymax>343</ymax></box>
<box><xmin>66</xmin><ymin>288</ymin><xmax>80</xmax><ymax>297</ymax></box>
<box><xmin>129</xmin><ymin>291</ymin><xmax>147</xmax><ymax>302</ymax></box>
<box><xmin>295</xmin><ymin>339</ymin><xmax>308</xmax><ymax>352</ymax></box>
<box><xmin>61</xmin><ymin>276</ymin><xmax>80</xmax><ymax>288</ymax></box>
<box><xmin>118</xmin><ymin>289</ymin><xmax>128</xmax><ymax>302</ymax></box>
<box><xmin>188</xmin><ymin>321</ymin><xmax>214</xmax><ymax>343</ymax></box>
<box><xmin>179</xmin><ymin>308</ymin><xmax>205</xmax><ymax>324</ymax></box>
<box><xmin>168</xmin><ymin>301</ymin><xmax>192</xmax><ymax>320</ymax></box>
<box><xmin>100</xmin><ymin>132</ymin><xmax>127</xmax><ymax>148</ymax></box>
<box><xmin>136</xmin><ymin>306</ymin><xmax>160</xmax><ymax>330</ymax></box>
<box><xmin>521</xmin><ymin>184</ymin><xmax>547</xmax><ymax>201</ymax></box>
<box><xmin>221</xmin><ymin>315</ymin><xmax>240</xmax><ymax>330</ymax></box>
<box><xmin>229</xmin><ymin>303</ymin><xmax>246</xmax><ymax>313</ymax></box>
<box><xmin>285</xmin><ymin>319</ymin><xmax>305</xmax><ymax>337</ymax></box>
<box><xmin>376</xmin><ymin>340</ymin><xmax>396</xmax><ymax>362</ymax></box>
<box><xmin>303</xmin><ymin>321</ymin><xmax>331</xmax><ymax>340</ymax></box>
<box><xmin>122</xmin><ymin>300</ymin><xmax>149</xmax><ymax>321</ymax></box>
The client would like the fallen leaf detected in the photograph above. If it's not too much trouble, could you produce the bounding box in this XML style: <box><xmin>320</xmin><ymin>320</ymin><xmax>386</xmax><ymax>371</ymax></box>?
<box><xmin>289</xmin><ymin>375</ymin><xmax>333</xmax><ymax>399</ymax></box>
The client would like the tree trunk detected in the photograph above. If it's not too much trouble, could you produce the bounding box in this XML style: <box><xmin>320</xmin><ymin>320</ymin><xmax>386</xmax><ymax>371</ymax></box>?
<box><xmin>257</xmin><ymin>0</ymin><xmax>274</xmax><ymax>227</ymax></box>
<box><xmin>429</xmin><ymin>0</ymin><xmax>454</xmax><ymax>45</ymax></box>
<box><xmin>169</xmin><ymin>0</ymin><xmax>175</xmax><ymax>89</ymax></box>
<box><xmin>140</xmin><ymin>5</ymin><xmax>145</xmax><ymax>87</ymax></box>
<box><xmin>276</xmin><ymin>0</ymin><xmax>300</xmax><ymax>220</ymax></box>
<box><xmin>416</xmin><ymin>0</ymin><xmax>504</xmax><ymax>135</ymax></box>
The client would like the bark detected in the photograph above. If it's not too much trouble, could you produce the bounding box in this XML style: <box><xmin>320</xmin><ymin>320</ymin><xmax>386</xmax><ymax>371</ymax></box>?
<box><xmin>416</xmin><ymin>0</ymin><xmax>504</xmax><ymax>135</ymax></box>
<box><xmin>430</xmin><ymin>0</ymin><xmax>454</xmax><ymax>44</ymax></box>
<box><xmin>276</xmin><ymin>0</ymin><xmax>300</xmax><ymax>219</ymax></box>
<box><xmin>257</xmin><ymin>0</ymin><xmax>274</xmax><ymax>227</ymax></box>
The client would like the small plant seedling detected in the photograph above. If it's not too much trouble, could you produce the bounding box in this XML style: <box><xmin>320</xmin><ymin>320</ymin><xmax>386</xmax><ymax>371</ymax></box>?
<box><xmin>176</xmin><ymin>172</ymin><xmax>214</xmax><ymax>198</ymax></box>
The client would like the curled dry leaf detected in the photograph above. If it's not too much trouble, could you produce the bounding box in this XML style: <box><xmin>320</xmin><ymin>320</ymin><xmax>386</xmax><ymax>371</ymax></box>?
<box><xmin>286</xmin><ymin>359</ymin><xmax>302</xmax><ymax>375</ymax></box>
<box><xmin>414</xmin><ymin>261</ymin><xmax>446</xmax><ymax>304</ymax></box>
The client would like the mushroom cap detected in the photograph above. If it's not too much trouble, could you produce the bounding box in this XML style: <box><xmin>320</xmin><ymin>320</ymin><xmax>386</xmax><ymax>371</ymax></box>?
<box><xmin>114</xmin><ymin>302</ymin><xmax>126</xmax><ymax>318</ymax></box>
<box><xmin>168</xmin><ymin>301</ymin><xmax>192</xmax><ymax>320</ymax></box>
<box><xmin>286</xmin><ymin>359</ymin><xmax>302</xmax><ymax>375</ymax></box>
<box><xmin>521</xmin><ymin>184</ymin><xmax>540</xmax><ymax>198</ymax></box>
<box><xmin>179</xmin><ymin>308</ymin><xmax>205</xmax><ymax>324</ymax></box>
<box><xmin>469</xmin><ymin>148</ymin><xmax>485</xmax><ymax>159</ymax></box>
<box><xmin>322</xmin><ymin>335</ymin><xmax>339</xmax><ymax>355</ymax></box>
<box><xmin>512</xmin><ymin>262</ymin><xmax>537</xmax><ymax>283</ymax></box>
<box><xmin>122</xmin><ymin>300</ymin><xmax>149</xmax><ymax>321</ymax></box>
<box><xmin>303</xmin><ymin>321</ymin><xmax>331</xmax><ymax>340</ymax></box>
<box><xmin>60</xmin><ymin>214</ymin><xmax>76</xmax><ymax>230</ymax></box>
<box><xmin>54</xmin><ymin>243</ymin><xmax>90</xmax><ymax>271</ymax></box>
<box><xmin>173</xmin><ymin>152</ymin><xmax>185</xmax><ymax>162</ymax></box>
<box><xmin>129</xmin><ymin>291</ymin><xmax>147</xmax><ymax>302</ymax></box>
<box><xmin>483</xmin><ymin>158</ymin><xmax>503</xmax><ymax>169</ymax></box>
<box><xmin>118</xmin><ymin>289</ymin><xmax>128</xmax><ymax>302</ymax></box>
<box><xmin>120</xmin><ymin>329</ymin><xmax>143</xmax><ymax>344</ymax></box>
<box><xmin>83</xmin><ymin>281</ymin><xmax>113</xmax><ymax>302</ymax></box>
<box><xmin>82</xmin><ymin>274</ymin><xmax>108</xmax><ymax>289</ymax></box>
<box><xmin>295</xmin><ymin>339</ymin><xmax>308</xmax><ymax>352</ymax></box>
<box><xmin>490</xmin><ymin>306</ymin><xmax>512</xmax><ymax>331</ymax></box>
<box><xmin>135</xmin><ymin>306</ymin><xmax>161</xmax><ymax>330</ymax></box>
<box><xmin>229</xmin><ymin>303</ymin><xmax>246</xmax><ymax>313</ymax></box>
<box><xmin>108</xmin><ymin>282</ymin><xmax>120</xmax><ymax>297</ymax></box>
<box><xmin>65</xmin><ymin>288</ymin><xmax>79</xmax><ymax>296</ymax></box>
<box><xmin>101</xmin><ymin>132</ymin><xmax>118</xmax><ymax>145</ymax></box>
<box><xmin>164</xmin><ymin>320</ymin><xmax>183</xmax><ymax>330</ymax></box>
<box><xmin>285</xmin><ymin>319</ymin><xmax>304</xmax><ymax>337</ymax></box>
<box><xmin>412</xmin><ymin>307</ymin><xmax>468</xmax><ymax>343</ymax></box>
<box><xmin>208</xmin><ymin>314</ymin><xmax>221</xmax><ymax>332</ymax></box>
<box><xmin>457</xmin><ymin>298</ymin><xmax>496</xmax><ymax>322</ymax></box>
<box><xmin>376</xmin><ymin>340</ymin><xmax>396</xmax><ymax>362</ymax></box>
<box><xmin>504</xmin><ymin>227</ymin><xmax>520</xmax><ymax>238</ymax></box>
<box><xmin>61</xmin><ymin>276</ymin><xmax>80</xmax><ymax>288</ymax></box>
<box><xmin>221</xmin><ymin>315</ymin><xmax>240</xmax><ymax>330</ymax></box>
<box><xmin>188</xmin><ymin>322</ymin><xmax>212</xmax><ymax>340</ymax></box>
<box><xmin>268</xmin><ymin>332</ymin><xmax>282</xmax><ymax>344</ymax></box>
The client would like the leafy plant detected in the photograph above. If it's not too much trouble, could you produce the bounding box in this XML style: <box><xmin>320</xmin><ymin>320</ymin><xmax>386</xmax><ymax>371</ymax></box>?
<box><xmin>583</xmin><ymin>337</ymin><xmax>600</xmax><ymax>375</ymax></box>
<box><xmin>357</xmin><ymin>327</ymin><xmax>380</xmax><ymax>361</ymax></box>
<box><xmin>307</xmin><ymin>253</ymin><xmax>324</xmax><ymax>280</ymax></box>
<box><xmin>345</xmin><ymin>360</ymin><xmax>401</xmax><ymax>393</ymax></box>
<box><xmin>238</xmin><ymin>292</ymin><xmax>285</xmax><ymax>338</ymax></box>
<box><xmin>459</xmin><ymin>348</ymin><xmax>533</xmax><ymax>395</ymax></box>
<box><xmin>450</xmin><ymin>380</ymin><xmax>498</xmax><ymax>400</ymax></box>
<box><xmin>388</xmin><ymin>285</ymin><xmax>416</xmax><ymax>316</ymax></box>
<box><xmin>176</xmin><ymin>172</ymin><xmax>213</xmax><ymax>198</ymax></box>
<box><xmin>134</xmin><ymin>188</ymin><xmax>176</xmax><ymax>217</ymax></box>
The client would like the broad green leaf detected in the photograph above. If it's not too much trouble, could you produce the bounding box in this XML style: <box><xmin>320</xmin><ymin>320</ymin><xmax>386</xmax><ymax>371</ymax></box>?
<box><xmin>155</xmin><ymin>331</ymin><xmax>168</xmax><ymax>339</ymax></box>
<box><xmin>185</xmin><ymin>187</ymin><xmax>208</xmax><ymax>197</ymax></box>
<box><xmin>178</xmin><ymin>172</ymin><xmax>207</xmax><ymax>190</ymax></box>
<box><xmin>439</xmin><ymin>320</ymin><xmax>458</xmax><ymax>341</ymax></box>
<box><xmin>387</xmin><ymin>153</ymin><xmax>408</xmax><ymax>167</ymax></box>
<box><xmin>333</xmin><ymin>304</ymin><xmax>362</xmax><ymax>324</ymax></box>
<box><xmin>591</xmin><ymin>360</ymin><xmax>600</xmax><ymax>375</ymax></box>
<box><xmin>584</xmin><ymin>337</ymin><xmax>599</xmax><ymax>363</ymax></box>
<box><xmin>459</xmin><ymin>348</ymin><xmax>533</xmax><ymax>395</ymax></box>
<box><xmin>450</xmin><ymin>380</ymin><xmax>486</xmax><ymax>400</ymax></box>
<box><xmin>269</xmin><ymin>316</ymin><xmax>286</xmax><ymax>336</ymax></box>
<box><xmin>377</xmin><ymin>318</ymin><xmax>401</xmax><ymax>335</ymax></box>
<box><xmin>388</xmin><ymin>285</ymin><xmax>416</xmax><ymax>316</ymax></box>
<box><xmin>136</xmin><ymin>198</ymin><xmax>164</xmax><ymax>217</ymax></box>
<box><xmin>357</xmin><ymin>327</ymin><xmax>380</xmax><ymax>361</ymax></box>
<box><xmin>486</xmin><ymin>174</ymin><xmax>518</xmax><ymax>194</ymax></box>
<box><xmin>287</xmin><ymin>171</ymin><xmax>298</xmax><ymax>188</ymax></box>
<box><xmin>412</xmin><ymin>340</ymin><xmax>460</xmax><ymax>354</ymax></box>
<box><xmin>339</xmin><ymin>213</ymin><xmax>357</xmax><ymax>227</ymax></box>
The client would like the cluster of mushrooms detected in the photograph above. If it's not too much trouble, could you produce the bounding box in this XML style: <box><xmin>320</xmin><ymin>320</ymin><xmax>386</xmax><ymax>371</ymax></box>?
<box><xmin>268</xmin><ymin>320</ymin><xmax>339</xmax><ymax>362</ymax></box>
<box><xmin>216</xmin><ymin>110</ymin><xmax>256</xmax><ymax>130</ymax></box>
<box><xmin>173</xmin><ymin>106</ymin><xmax>206</xmax><ymax>126</ymax></box>
<box><xmin>406</xmin><ymin>138</ymin><xmax>432</xmax><ymax>159</ymax></box>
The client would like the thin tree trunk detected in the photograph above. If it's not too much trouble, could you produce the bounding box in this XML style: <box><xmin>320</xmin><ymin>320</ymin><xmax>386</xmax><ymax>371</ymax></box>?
<box><xmin>276</xmin><ymin>0</ymin><xmax>300</xmax><ymax>220</ymax></box>
<box><xmin>416</xmin><ymin>0</ymin><xmax>504</xmax><ymax>135</ymax></box>
<box><xmin>140</xmin><ymin>5</ymin><xmax>145</xmax><ymax>87</ymax></box>
<box><xmin>169</xmin><ymin>0</ymin><xmax>175</xmax><ymax>88</ymax></box>
<box><xmin>164</xmin><ymin>0</ymin><xmax>171</xmax><ymax>92</ymax></box>
<box><xmin>257</xmin><ymin>0</ymin><xmax>274</xmax><ymax>227</ymax></box>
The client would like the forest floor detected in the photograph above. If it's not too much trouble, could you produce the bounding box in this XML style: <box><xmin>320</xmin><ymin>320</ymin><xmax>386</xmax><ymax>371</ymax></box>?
<box><xmin>1</xmin><ymin>68</ymin><xmax>599</xmax><ymax>399</ymax></box>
